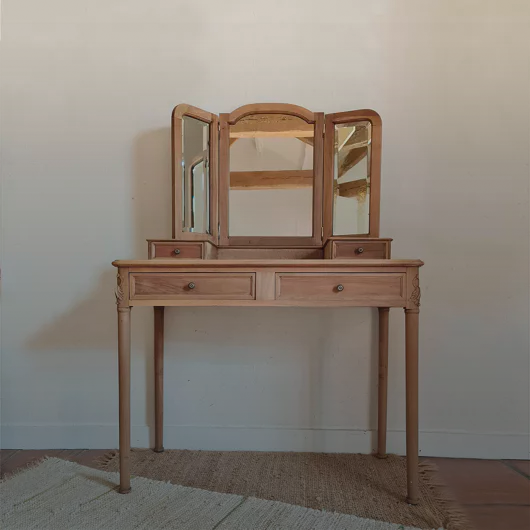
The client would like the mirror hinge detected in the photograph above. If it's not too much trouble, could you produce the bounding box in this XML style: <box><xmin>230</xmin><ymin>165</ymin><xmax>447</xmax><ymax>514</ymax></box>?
<box><xmin>321</xmin><ymin>226</ymin><xmax>324</xmax><ymax>238</ymax></box>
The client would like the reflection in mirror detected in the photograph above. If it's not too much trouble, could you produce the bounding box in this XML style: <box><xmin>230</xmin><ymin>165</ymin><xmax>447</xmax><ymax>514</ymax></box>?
<box><xmin>182</xmin><ymin>116</ymin><xmax>210</xmax><ymax>233</ymax></box>
<box><xmin>333</xmin><ymin>121</ymin><xmax>371</xmax><ymax>235</ymax></box>
<box><xmin>228</xmin><ymin>114</ymin><xmax>314</xmax><ymax>237</ymax></box>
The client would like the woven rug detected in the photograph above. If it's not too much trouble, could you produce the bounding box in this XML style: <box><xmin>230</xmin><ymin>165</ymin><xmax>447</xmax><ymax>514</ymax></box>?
<box><xmin>99</xmin><ymin>450</ymin><xmax>469</xmax><ymax>530</ymax></box>
<box><xmin>1</xmin><ymin>458</ymin><xmax>441</xmax><ymax>530</ymax></box>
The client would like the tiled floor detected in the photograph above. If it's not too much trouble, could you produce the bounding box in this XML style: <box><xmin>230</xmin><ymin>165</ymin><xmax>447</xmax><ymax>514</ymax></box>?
<box><xmin>1</xmin><ymin>450</ymin><xmax>529</xmax><ymax>529</ymax></box>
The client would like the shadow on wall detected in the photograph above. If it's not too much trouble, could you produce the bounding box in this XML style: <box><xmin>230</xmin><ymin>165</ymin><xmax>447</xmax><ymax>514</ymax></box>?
<box><xmin>25</xmin><ymin>128</ymin><xmax>172</xmax><ymax>354</ymax></box>
<box><xmin>24</xmin><ymin>128</ymin><xmax>381</xmax><ymax>451</ymax></box>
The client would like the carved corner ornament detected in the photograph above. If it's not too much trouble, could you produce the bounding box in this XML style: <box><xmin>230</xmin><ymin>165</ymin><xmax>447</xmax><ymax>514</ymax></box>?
<box><xmin>409</xmin><ymin>274</ymin><xmax>421</xmax><ymax>308</ymax></box>
<box><xmin>115</xmin><ymin>271</ymin><xmax>125</xmax><ymax>306</ymax></box>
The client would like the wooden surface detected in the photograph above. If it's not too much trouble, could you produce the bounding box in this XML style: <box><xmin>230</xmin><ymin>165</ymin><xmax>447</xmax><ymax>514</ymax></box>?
<box><xmin>113</xmin><ymin>259</ymin><xmax>423</xmax><ymax>268</ymax></box>
<box><xmin>113</xmin><ymin>260</ymin><xmax>421</xmax><ymax>308</ymax></box>
<box><xmin>377</xmin><ymin>307</ymin><xmax>390</xmax><ymax>458</ymax></box>
<box><xmin>154</xmin><ymin>307</ymin><xmax>164</xmax><ymax>453</ymax></box>
<box><xmin>149</xmin><ymin>242</ymin><xmax>203</xmax><ymax>259</ymax></box>
<box><xmin>229</xmin><ymin>114</ymin><xmax>314</xmax><ymax>138</ymax></box>
<box><xmin>117</xmin><ymin>307</ymin><xmax>131</xmax><ymax>494</ymax></box>
<box><xmin>227</xmin><ymin>103</ymin><xmax>316</xmax><ymax>124</ymax></box>
<box><xmin>130</xmin><ymin>272</ymin><xmax>256</xmax><ymax>301</ymax></box>
<box><xmin>275</xmin><ymin>272</ymin><xmax>405</xmax><ymax>304</ymax></box>
<box><xmin>333</xmin><ymin>240</ymin><xmax>388</xmax><ymax>259</ymax></box>
<box><xmin>405</xmin><ymin>308</ymin><xmax>420</xmax><ymax>504</ymax></box>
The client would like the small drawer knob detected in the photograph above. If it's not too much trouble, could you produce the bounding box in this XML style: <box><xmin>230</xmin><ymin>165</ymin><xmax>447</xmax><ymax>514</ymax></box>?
<box><xmin>174</xmin><ymin>248</ymin><xmax>181</xmax><ymax>255</ymax></box>
<box><xmin>188</xmin><ymin>282</ymin><xmax>195</xmax><ymax>290</ymax></box>
<box><xmin>356</xmin><ymin>247</ymin><xmax>364</xmax><ymax>254</ymax></box>
<box><xmin>337</xmin><ymin>284</ymin><xmax>344</xmax><ymax>292</ymax></box>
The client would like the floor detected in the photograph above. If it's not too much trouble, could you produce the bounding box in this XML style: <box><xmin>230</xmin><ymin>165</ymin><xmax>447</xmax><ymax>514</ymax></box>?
<box><xmin>1</xmin><ymin>450</ymin><xmax>528</xmax><ymax>530</ymax></box>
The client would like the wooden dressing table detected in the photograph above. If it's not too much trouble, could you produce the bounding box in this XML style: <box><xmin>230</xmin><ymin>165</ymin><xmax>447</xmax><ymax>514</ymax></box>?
<box><xmin>112</xmin><ymin>104</ymin><xmax>423</xmax><ymax>504</ymax></box>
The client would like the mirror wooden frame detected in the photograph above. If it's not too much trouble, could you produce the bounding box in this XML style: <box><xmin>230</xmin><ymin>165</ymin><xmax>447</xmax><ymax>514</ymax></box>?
<box><xmin>218</xmin><ymin>104</ymin><xmax>324</xmax><ymax>247</ymax></box>
<box><xmin>323</xmin><ymin>110</ymin><xmax>382</xmax><ymax>240</ymax></box>
<box><xmin>172</xmin><ymin>104</ymin><xmax>218</xmax><ymax>242</ymax></box>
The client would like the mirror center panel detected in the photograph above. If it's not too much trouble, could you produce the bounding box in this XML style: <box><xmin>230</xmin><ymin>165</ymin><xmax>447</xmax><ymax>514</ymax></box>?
<box><xmin>228</xmin><ymin>114</ymin><xmax>315</xmax><ymax>237</ymax></box>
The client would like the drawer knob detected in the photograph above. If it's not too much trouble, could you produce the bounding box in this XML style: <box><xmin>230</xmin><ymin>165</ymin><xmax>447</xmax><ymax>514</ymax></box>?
<box><xmin>337</xmin><ymin>284</ymin><xmax>344</xmax><ymax>292</ymax></box>
<box><xmin>188</xmin><ymin>282</ymin><xmax>195</xmax><ymax>290</ymax></box>
<box><xmin>174</xmin><ymin>249</ymin><xmax>181</xmax><ymax>255</ymax></box>
<box><xmin>356</xmin><ymin>247</ymin><xmax>364</xmax><ymax>254</ymax></box>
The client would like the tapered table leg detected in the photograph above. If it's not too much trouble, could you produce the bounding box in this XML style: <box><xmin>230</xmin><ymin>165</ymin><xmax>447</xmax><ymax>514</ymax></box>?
<box><xmin>118</xmin><ymin>306</ymin><xmax>132</xmax><ymax>494</ymax></box>
<box><xmin>405</xmin><ymin>308</ymin><xmax>419</xmax><ymax>505</ymax></box>
<box><xmin>377</xmin><ymin>307</ymin><xmax>390</xmax><ymax>458</ymax></box>
<box><xmin>154</xmin><ymin>307</ymin><xmax>165</xmax><ymax>452</ymax></box>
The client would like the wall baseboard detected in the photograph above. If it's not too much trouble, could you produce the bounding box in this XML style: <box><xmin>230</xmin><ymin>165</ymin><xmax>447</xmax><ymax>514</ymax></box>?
<box><xmin>1</xmin><ymin>424</ymin><xmax>528</xmax><ymax>459</ymax></box>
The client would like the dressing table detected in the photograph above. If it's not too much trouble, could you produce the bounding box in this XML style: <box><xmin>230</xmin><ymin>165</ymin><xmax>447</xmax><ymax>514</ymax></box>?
<box><xmin>112</xmin><ymin>103</ymin><xmax>423</xmax><ymax>504</ymax></box>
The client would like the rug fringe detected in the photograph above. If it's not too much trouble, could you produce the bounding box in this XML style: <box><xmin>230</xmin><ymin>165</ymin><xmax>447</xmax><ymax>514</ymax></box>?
<box><xmin>95</xmin><ymin>450</ymin><xmax>118</xmax><ymax>470</ymax></box>
<box><xmin>0</xmin><ymin>455</ymin><xmax>54</xmax><ymax>484</ymax></box>
<box><xmin>419</xmin><ymin>460</ymin><xmax>473</xmax><ymax>530</ymax></box>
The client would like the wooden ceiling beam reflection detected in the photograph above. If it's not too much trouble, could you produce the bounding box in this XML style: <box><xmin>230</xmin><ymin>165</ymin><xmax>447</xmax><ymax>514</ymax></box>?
<box><xmin>336</xmin><ymin>179</ymin><xmax>368</xmax><ymax>198</ymax></box>
<box><xmin>230</xmin><ymin>114</ymin><xmax>314</xmax><ymax>139</ymax></box>
<box><xmin>338</xmin><ymin>147</ymin><xmax>367</xmax><ymax>178</ymax></box>
<box><xmin>230</xmin><ymin>170</ymin><xmax>313</xmax><ymax>190</ymax></box>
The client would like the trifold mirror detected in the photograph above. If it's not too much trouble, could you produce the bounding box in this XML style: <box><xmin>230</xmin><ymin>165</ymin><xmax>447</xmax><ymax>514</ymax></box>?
<box><xmin>172</xmin><ymin>104</ymin><xmax>381</xmax><ymax>247</ymax></box>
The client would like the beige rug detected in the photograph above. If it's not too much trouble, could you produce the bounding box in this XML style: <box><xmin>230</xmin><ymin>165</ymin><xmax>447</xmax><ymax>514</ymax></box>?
<box><xmin>99</xmin><ymin>450</ymin><xmax>469</xmax><ymax>530</ymax></box>
<box><xmin>1</xmin><ymin>458</ymin><xmax>441</xmax><ymax>530</ymax></box>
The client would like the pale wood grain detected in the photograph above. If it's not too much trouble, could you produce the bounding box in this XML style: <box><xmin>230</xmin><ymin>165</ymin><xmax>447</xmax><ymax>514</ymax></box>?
<box><xmin>227</xmin><ymin>103</ymin><xmax>315</xmax><ymax>124</ymax></box>
<box><xmin>130</xmin><ymin>273</ymin><xmax>256</xmax><ymax>301</ymax></box>
<box><xmin>117</xmin><ymin>306</ymin><xmax>131</xmax><ymax>493</ymax></box>
<box><xmin>150</xmin><ymin>242</ymin><xmax>203</xmax><ymax>259</ymax></box>
<box><xmin>154</xmin><ymin>307</ymin><xmax>164</xmax><ymax>453</ymax></box>
<box><xmin>114</xmin><ymin>259</ymin><xmax>423</xmax><ymax>269</ymax></box>
<box><xmin>276</xmin><ymin>273</ymin><xmax>405</xmax><ymax>304</ymax></box>
<box><xmin>377</xmin><ymin>307</ymin><xmax>390</xmax><ymax>458</ymax></box>
<box><xmin>405</xmin><ymin>307</ymin><xmax>420</xmax><ymax>505</ymax></box>
<box><xmin>333</xmin><ymin>241</ymin><xmax>387</xmax><ymax>259</ymax></box>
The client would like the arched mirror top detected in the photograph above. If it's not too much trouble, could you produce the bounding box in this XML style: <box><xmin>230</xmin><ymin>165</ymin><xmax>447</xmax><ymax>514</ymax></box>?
<box><xmin>328</xmin><ymin>109</ymin><xmax>382</xmax><ymax>127</ymax></box>
<box><xmin>172</xmin><ymin>104</ymin><xmax>215</xmax><ymax>123</ymax></box>
<box><xmin>226</xmin><ymin>103</ymin><xmax>316</xmax><ymax>124</ymax></box>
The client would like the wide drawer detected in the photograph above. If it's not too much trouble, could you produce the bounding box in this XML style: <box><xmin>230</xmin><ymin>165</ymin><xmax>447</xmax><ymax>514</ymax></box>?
<box><xmin>130</xmin><ymin>273</ymin><xmax>255</xmax><ymax>300</ymax></box>
<box><xmin>276</xmin><ymin>273</ymin><xmax>405</xmax><ymax>303</ymax></box>
<box><xmin>149</xmin><ymin>242</ymin><xmax>203</xmax><ymax>259</ymax></box>
<box><xmin>333</xmin><ymin>241</ymin><xmax>388</xmax><ymax>259</ymax></box>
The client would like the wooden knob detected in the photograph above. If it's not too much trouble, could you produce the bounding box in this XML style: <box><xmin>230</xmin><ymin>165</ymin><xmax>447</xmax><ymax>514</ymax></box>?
<box><xmin>188</xmin><ymin>282</ymin><xmax>195</xmax><ymax>289</ymax></box>
<box><xmin>356</xmin><ymin>247</ymin><xmax>364</xmax><ymax>254</ymax></box>
<box><xmin>337</xmin><ymin>284</ymin><xmax>344</xmax><ymax>292</ymax></box>
<box><xmin>174</xmin><ymin>249</ymin><xmax>181</xmax><ymax>255</ymax></box>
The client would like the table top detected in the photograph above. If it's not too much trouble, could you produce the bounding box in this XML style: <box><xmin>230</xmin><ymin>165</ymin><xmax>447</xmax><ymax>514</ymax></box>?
<box><xmin>112</xmin><ymin>258</ymin><xmax>424</xmax><ymax>268</ymax></box>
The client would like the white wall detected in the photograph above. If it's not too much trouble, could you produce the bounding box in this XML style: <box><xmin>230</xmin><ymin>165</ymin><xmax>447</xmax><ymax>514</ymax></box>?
<box><xmin>1</xmin><ymin>0</ymin><xmax>529</xmax><ymax>458</ymax></box>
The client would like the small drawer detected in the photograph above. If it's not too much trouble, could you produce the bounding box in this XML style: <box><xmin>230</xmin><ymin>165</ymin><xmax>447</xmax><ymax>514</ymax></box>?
<box><xmin>276</xmin><ymin>273</ymin><xmax>405</xmax><ymax>304</ymax></box>
<box><xmin>333</xmin><ymin>241</ymin><xmax>387</xmax><ymax>259</ymax></box>
<box><xmin>149</xmin><ymin>242</ymin><xmax>203</xmax><ymax>259</ymax></box>
<box><xmin>130</xmin><ymin>273</ymin><xmax>256</xmax><ymax>300</ymax></box>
